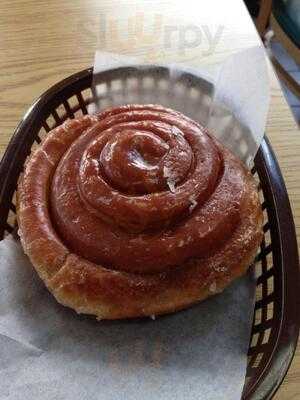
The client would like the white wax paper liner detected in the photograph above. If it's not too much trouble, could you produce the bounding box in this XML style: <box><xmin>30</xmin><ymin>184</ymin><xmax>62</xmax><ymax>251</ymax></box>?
<box><xmin>91</xmin><ymin>46</ymin><xmax>269</xmax><ymax>165</ymax></box>
<box><xmin>0</xmin><ymin>237</ymin><xmax>256</xmax><ymax>400</ymax></box>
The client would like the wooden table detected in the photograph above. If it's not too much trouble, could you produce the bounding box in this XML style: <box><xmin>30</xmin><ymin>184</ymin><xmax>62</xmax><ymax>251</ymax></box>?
<box><xmin>0</xmin><ymin>0</ymin><xmax>299</xmax><ymax>398</ymax></box>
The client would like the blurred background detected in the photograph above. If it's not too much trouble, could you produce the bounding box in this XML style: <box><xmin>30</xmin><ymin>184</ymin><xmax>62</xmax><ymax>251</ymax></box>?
<box><xmin>244</xmin><ymin>0</ymin><xmax>300</xmax><ymax>124</ymax></box>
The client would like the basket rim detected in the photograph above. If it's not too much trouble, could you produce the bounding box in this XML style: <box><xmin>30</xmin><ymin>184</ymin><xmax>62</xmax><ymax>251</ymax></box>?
<box><xmin>244</xmin><ymin>138</ymin><xmax>300</xmax><ymax>399</ymax></box>
<box><xmin>0</xmin><ymin>67</ymin><xmax>299</xmax><ymax>400</ymax></box>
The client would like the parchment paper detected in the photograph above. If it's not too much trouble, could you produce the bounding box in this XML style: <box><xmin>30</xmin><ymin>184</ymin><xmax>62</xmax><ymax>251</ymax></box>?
<box><xmin>0</xmin><ymin>237</ymin><xmax>255</xmax><ymax>400</ymax></box>
<box><xmin>0</xmin><ymin>46</ymin><xmax>269</xmax><ymax>400</ymax></box>
<box><xmin>91</xmin><ymin>46</ymin><xmax>269</xmax><ymax>165</ymax></box>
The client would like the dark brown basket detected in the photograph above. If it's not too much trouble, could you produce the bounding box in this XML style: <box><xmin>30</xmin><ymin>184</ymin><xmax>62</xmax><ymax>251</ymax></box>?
<box><xmin>0</xmin><ymin>67</ymin><xmax>299</xmax><ymax>400</ymax></box>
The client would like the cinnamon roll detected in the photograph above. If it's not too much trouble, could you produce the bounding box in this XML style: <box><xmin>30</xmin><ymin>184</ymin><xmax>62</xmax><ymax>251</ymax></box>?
<box><xmin>17</xmin><ymin>105</ymin><xmax>263</xmax><ymax>319</ymax></box>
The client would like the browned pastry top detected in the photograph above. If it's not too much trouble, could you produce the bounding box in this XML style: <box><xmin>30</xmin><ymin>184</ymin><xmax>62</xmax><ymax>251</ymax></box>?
<box><xmin>17</xmin><ymin>104</ymin><xmax>263</xmax><ymax>319</ymax></box>
<box><xmin>51</xmin><ymin>105</ymin><xmax>243</xmax><ymax>274</ymax></box>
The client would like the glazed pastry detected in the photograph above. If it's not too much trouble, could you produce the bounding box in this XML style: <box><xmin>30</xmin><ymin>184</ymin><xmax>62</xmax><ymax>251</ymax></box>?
<box><xmin>17</xmin><ymin>105</ymin><xmax>263</xmax><ymax>319</ymax></box>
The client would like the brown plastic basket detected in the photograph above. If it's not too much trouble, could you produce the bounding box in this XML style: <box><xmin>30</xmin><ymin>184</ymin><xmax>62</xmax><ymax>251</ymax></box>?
<box><xmin>0</xmin><ymin>66</ymin><xmax>299</xmax><ymax>400</ymax></box>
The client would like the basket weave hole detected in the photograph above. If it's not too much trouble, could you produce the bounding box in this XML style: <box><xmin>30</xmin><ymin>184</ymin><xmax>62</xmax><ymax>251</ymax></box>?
<box><xmin>258</xmin><ymin>189</ymin><xmax>265</xmax><ymax>208</ymax></box>
<box><xmin>267</xmin><ymin>276</ymin><xmax>274</xmax><ymax>296</ymax></box>
<box><xmin>158</xmin><ymin>78</ymin><xmax>169</xmax><ymax>90</ymax></box>
<box><xmin>67</xmin><ymin>94</ymin><xmax>80</xmax><ymax>110</ymax></box>
<box><xmin>250</xmin><ymin>332</ymin><xmax>259</xmax><ymax>348</ymax></box>
<box><xmin>254</xmin><ymin>308</ymin><xmax>262</xmax><ymax>325</ymax></box>
<box><xmin>46</xmin><ymin>114</ymin><xmax>57</xmax><ymax>130</ymax></box>
<box><xmin>254</xmin><ymin>263</ymin><xmax>262</xmax><ymax>279</ymax></box>
<box><xmin>190</xmin><ymin>87</ymin><xmax>201</xmax><ymax>100</ymax></box>
<box><xmin>38</xmin><ymin>126</ymin><xmax>48</xmax><ymax>142</ymax></box>
<box><xmin>127</xmin><ymin>77</ymin><xmax>139</xmax><ymax>90</ymax></box>
<box><xmin>266</xmin><ymin>252</ymin><xmax>273</xmax><ymax>271</ymax></box>
<box><xmin>262</xmin><ymin>328</ymin><xmax>271</xmax><ymax>344</ymax></box>
<box><xmin>264</xmin><ymin>226</ymin><xmax>271</xmax><ymax>246</ymax></box>
<box><xmin>96</xmin><ymin>83</ymin><xmax>107</xmax><ymax>97</ymax></box>
<box><xmin>111</xmin><ymin>79</ymin><xmax>122</xmax><ymax>92</ymax></box>
<box><xmin>143</xmin><ymin>76</ymin><xmax>155</xmax><ymax>89</ymax></box>
<box><xmin>252</xmin><ymin>352</ymin><xmax>264</xmax><ymax>368</ymax></box>
<box><xmin>267</xmin><ymin>302</ymin><xmax>274</xmax><ymax>321</ymax></box>
<box><xmin>256</xmin><ymin>283</ymin><xmax>263</xmax><ymax>302</ymax></box>
<box><xmin>67</xmin><ymin>94</ymin><xmax>79</xmax><ymax>109</ymax></box>
<box><xmin>56</xmin><ymin>104</ymin><xmax>67</xmax><ymax>121</ymax></box>
<box><xmin>81</xmin><ymin>88</ymin><xmax>94</xmax><ymax>103</ymax></box>
<box><xmin>67</xmin><ymin>95</ymin><xmax>84</xmax><ymax>118</ymax></box>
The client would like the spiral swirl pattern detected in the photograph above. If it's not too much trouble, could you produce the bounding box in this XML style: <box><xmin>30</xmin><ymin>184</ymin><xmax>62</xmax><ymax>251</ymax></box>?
<box><xmin>50</xmin><ymin>105</ymin><xmax>243</xmax><ymax>274</ymax></box>
<box><xmin>17</xmin><ymin>104</ymin><xmax>263</xmax><ymax>319</ymax></box>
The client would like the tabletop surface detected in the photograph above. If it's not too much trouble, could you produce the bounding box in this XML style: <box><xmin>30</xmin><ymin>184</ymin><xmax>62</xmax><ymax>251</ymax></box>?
<box><xmin>0</xmin><ymin>0</ymin><xmax>299</xmax><ymax>398</ymax></box>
